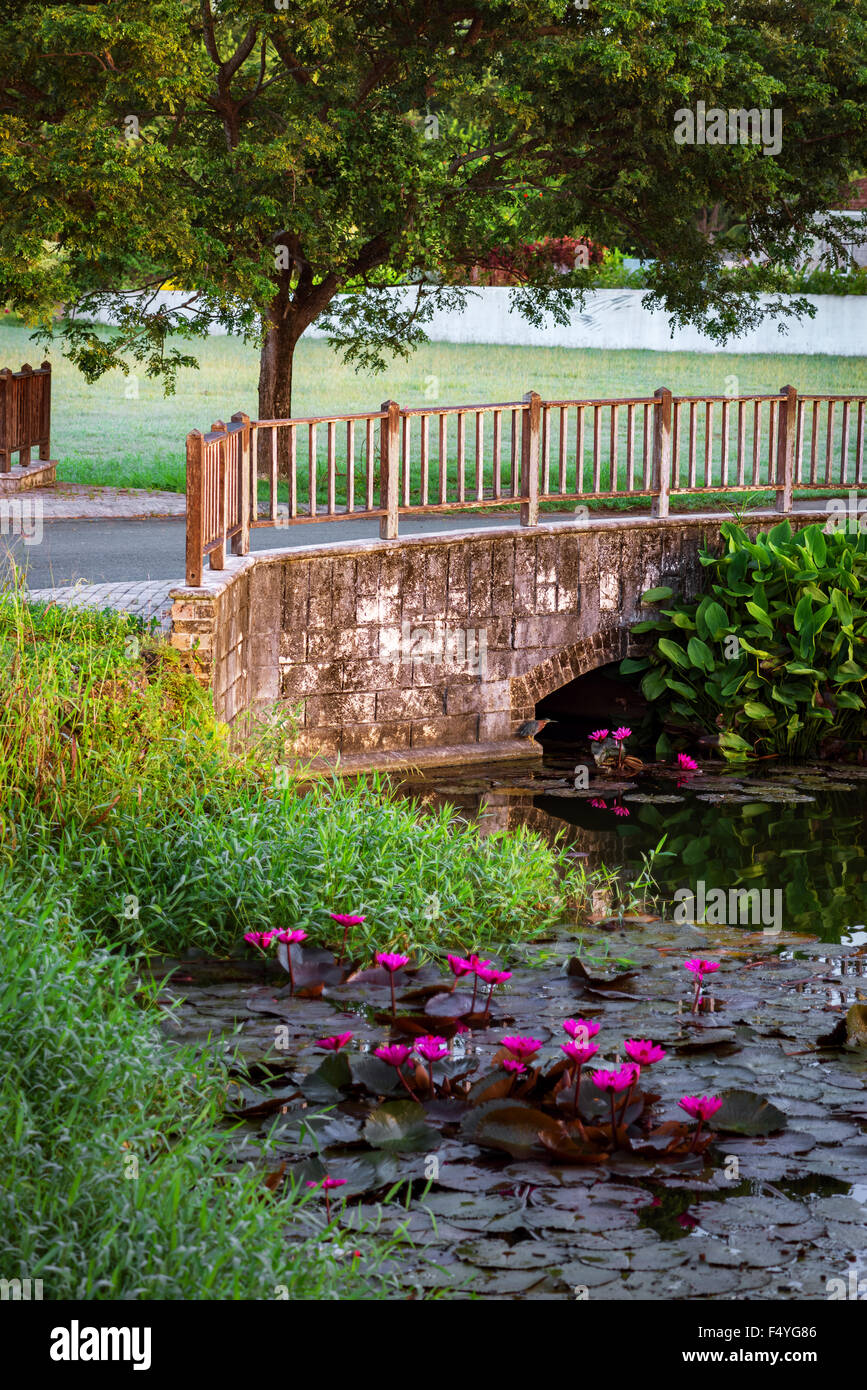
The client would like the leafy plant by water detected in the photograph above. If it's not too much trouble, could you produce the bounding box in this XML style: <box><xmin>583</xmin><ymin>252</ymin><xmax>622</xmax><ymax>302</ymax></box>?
<box><xmin>621</xmin><ymin>520</ymin><xmax>867</xmax><ymax>760</ymax></box>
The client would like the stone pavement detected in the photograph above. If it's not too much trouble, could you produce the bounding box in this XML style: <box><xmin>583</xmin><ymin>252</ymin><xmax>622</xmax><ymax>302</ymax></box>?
<box><xmin>23</xmin><ymin>482</ymin><xmax>185</xmax><ymax>520</ymax></box>
<box><xmin>26</xmin><ymin>579</ymin><xmax>175</xmax><ymax>630</ymax></box>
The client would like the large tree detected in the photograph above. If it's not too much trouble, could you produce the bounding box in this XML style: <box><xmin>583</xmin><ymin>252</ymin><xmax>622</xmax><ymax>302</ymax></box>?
<box><xmin>1</xmin><ymin>0</ymin><xmax>866</xmax><ymax>461</ymax></box>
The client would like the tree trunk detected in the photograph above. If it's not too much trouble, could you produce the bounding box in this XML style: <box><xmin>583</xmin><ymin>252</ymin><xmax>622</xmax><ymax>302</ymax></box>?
<box><xmin>257</xmin><ymin>278</ymin><xmax>300</xmax><ymax>478</ymax></box>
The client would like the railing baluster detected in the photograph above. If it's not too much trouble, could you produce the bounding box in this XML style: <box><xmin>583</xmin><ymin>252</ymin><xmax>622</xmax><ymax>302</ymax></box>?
<box><xmin>737</xmin><ymin>400</ymin><xmax>746</xmax><ymax>486</ymax></box>
<box><xmin>825</xmin><ymin>401</ymin><xmax>835</xmax><ymax>485</ymax></box>
<box><xmin>493</xmin><ymin>409</ymin><xmax>502</xmax><ymax>499</ymax></box>
<box><xmin>309</xmin><ymin>422</ymin><xmax>317</xmax><ymax>517</ymax></box>
<box><xmin>475</xmin><ymin>410</ymin><xmax>484</xmax><ymax>501</ymax></box>
<box><xmin>289</xmin><ymin>424</ymin><xmax>297</xmax><ymax>518</ymax></box>
<box><xmin>626</xmin><ymin>402</ymin><xmax>635</xmax><ymax>492</ymax></box>
<box><xmin>688</xmin><ymin>401</ymin><xmax>698</xmax><ymax>488</ymax></box>
<box><xmin>795</xmin><ymin>399</ymin><xmax>804</xmax><ymax>484</ymax></box>
<box><xmin>270</xmin><ymin>424</ymin><xmax>278</xmax><ymax>521</ymax></box>
<box><xmin>720</xmin><ymin>400</ymin><xmax>729</xmax><ymax>488</ymax></box>
<box><xmin>767</xmin><ymin>399</ymin><xmax>777</xmax><ymax>487</ymax></box>
<box><xmin>841</xmin><ymin>400</ymin><xmax>850</xmax><ymax>484</ymax></box>
<box><xmin>642</xmin><ymin>403</ymin><xmax>651</xmax><ymax>490</ymax></box>
<box><xmin>346</xmin><ymin>420</ymin><xmax>355</xmax><ymax>513</ymax></box>
<box><xmin>420</xmin><ymin>414</ymin><xmax>429</xmax><ymax>505</ymax></box>
<box><xmin>457</xmin><ymin>411</ymin><xmax>466</xmax><ymax>502</ymax></box>
<box><xmin>672</xmin><ymin>400</ymin><xmax>681</xmax><ymax>490</ymax></box>
<box><xmin>366</xmin><ymin>417</ymin><xmax>375</xmax><ymax>510</ymax></box>
<box><xmin>810</xmin><ymin>401</ymin><xmax>819</xmax><ymax>484</ymax></box>
<box><xmin>327</xmin><ymin>419</ymin><xmax>336</xmax><ymax>513</ymax></box>
<box><xmin>439</xmin><ymin>412</ymin><xmax>448</xmax><ymax>504</ymax></box>
<box><xmin>541</xmin><ymin>406</ymin><xmax>550</xmax><ymax>494</ymax></box>
<box><xmin>609</xmin><ymin>404</ymin><xmax>618</xmax><ymax>493</ymax></box>
<box><xmin>752</xmin><ymin>401</ymin><xmax>761</xmax><ymax>485</ymax></box>
<box><xmin>705</xmin><ymin>402</ymin><xmax>714</xmax><ymax>486</ymax></box>
<box><xmin>592</xmin><ymin>404</ymin><xmax>601</xmax><ymax>492</ymax></box>
<box><xmin>576</xmin><ymin>406</ymin><xmax>586</xmax><ymax>493</ymax></box>
<box><xmin>857</xmin><ymin>402</ymin><xmax>865</xmax><ymax>486</ymax></box>
<box><xmin>401</xmin><ymin>413</ymin><xmax>411</xmax><ymax>505</ymax></box>
<box><xmin>559</xmin><ymin>405</ymin><xmax>568</xmax><ymax>494</ymax></box>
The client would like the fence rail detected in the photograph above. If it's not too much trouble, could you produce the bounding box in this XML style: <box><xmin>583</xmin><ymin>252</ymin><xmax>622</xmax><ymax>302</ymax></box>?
<box><xmin>184</xmin><ymin>384</ymin><xmax>867</xmax><ymax>585</ymax></box>
<box><xmin>0</xmin><ymin>361</ymin><xmax>51</xmax><ymax>472</ymax></box>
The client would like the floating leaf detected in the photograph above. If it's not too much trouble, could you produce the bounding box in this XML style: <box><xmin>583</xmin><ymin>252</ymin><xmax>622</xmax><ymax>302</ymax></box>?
<box><xmin>363</xmin><ymin>1100</ymin><xmax>439</xmax><ymax>1152</ymax></box>
<box><xmin>714</xmin><ymin>1090</ymin><xmax>786</xmax><ymax>1136</ymax></box>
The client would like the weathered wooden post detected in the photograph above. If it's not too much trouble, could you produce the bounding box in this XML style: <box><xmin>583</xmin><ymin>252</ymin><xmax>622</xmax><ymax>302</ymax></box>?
<box><xmin>379</xmin><ymin>399</ymin><xmax>400</xmax><ymax>539</ymax></box>
<box><xmin>231</xmin><ymin>412</ymin><xmax>252</xmax><ymax>555</ymax></box>
<box><xmin>520</xmin><ymin>390</ymin><xmax>541</xmax><ymax>526</ymax></box>
<box><xmin>185</xmin><ymin>429</ymin><xmax>204</xmax><ymax>587</ymax></box>
<box><xmin>38</xmin><ymin>360</ymin><xmax>51</xmax><ymax>461</ymax></box>
<box><xmin>651</xmin><ymin>386</ymin><xmax>672</xmax><ymax>518</ymax></box>
<box><xmin>776</xmin><ymin>385</ymin><xmax>797</xmax><ymax>513</ymax></box>
<box><xmin>210</xmin><ymin>420</ymin><xmax>227</xmax><ymax>570</ymax></box>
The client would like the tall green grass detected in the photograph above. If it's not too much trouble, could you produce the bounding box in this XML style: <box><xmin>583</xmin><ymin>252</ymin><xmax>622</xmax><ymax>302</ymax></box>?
<box><xmin>0</xmin><ymin>882</ymin><xmax>417</xmax><ymax>1300</ymax></box>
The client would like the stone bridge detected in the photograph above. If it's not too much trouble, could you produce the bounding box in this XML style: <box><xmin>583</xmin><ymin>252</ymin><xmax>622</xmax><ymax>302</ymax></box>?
<box><xmin>169</xmin><ymin>511</ymin><xmax>822</xmax><ymax>767</ymax></box>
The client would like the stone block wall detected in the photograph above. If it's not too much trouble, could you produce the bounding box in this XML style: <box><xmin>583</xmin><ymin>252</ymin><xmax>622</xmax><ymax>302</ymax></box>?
<box><xmin>170</xmin><ymin>513</ymin><xmax>823</xmax><ymax>758</ymax></box>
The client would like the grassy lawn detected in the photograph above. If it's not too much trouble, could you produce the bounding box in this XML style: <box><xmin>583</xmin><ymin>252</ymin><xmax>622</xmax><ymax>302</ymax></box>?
<box><xmin>2</xmin><ymin>319</ymin><xmax>866</xmax><ymax>498</ymax></box>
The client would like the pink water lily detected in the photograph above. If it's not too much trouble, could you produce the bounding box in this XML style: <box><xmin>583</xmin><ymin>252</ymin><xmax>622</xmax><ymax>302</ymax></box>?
<box><xmin>243</xmin><ymin>931</ymin><xmax>268</xmax><ymax>948</ymax></box>
<box><xmin>329</xmin><ymin>912</ymin><xmax>366</xmax><ymax>962</ymax></box>
<box><xmin>588</xmin><ymin>729</ymin><xmax>609</xmax><ymax>742</ymax></box>
<box><xmin>502</xmin><ymin>1058</ymin><xmax>527</xmax><ymax>1074</ymax></box>
<box><xmin>306</xmin><ymin>1175</ymin><xmax>347</xmax><ymax>1220</ymax></box>
<box><xmin>590</xmin><ymin>798</ymin><xmax>607</xmax><ymax>809</ymax></box>
<box><xmin>612</xmin><ymin>726</ymin><xmax>631</xmax><ymax>742</ymax></box>
<box><xmin>464</xmin><ymin>954</ymin><xmax>494</xmax><ymax>1012</ymax></box>
<box><xmin>317</xmin><ymin>1033</ymin><xmax>353</xmax><ymax>1051</ymax></box>
<box><xmin>414</xmin><ymin>1034</ymin><xmax>449</xmax><ymax>1090</ymax></box>
<box><xmin>447</xmin><ymin>953</ymin><xmax>473</xmax><ymax>980</ymax></box>
<box><xmin>375</xmin><ymin>951</ymin><xmax>410</xmax><ymax>1015</ymax></box>
<box><xmin>476</xmin><ymin>964</ymin><xmax>512</xmax><ymax>1010</ymax></box>
<box><xmin>501</xmin><ymin>1035</ymin><xmax>543</xmax><ymax>1061</ymax></box>
<box><xmin>593</xmin><ymin>1064</ymin><xmax>639</xmax><ymax>1147</ymax></box>
<box><xmin>613</xmin><ymin>804</ymin><xmax>630</xmax><ymax>817</ymax></box>
<box><xmin>624</xmin><ymin>1039</ymin><xmax>666</xmax><ymax>1066</ymax></box>
<box><xmin>561</xmin><ymin>1041</ymin><xmax>598</xmax><ymax>1130</ymax></box>
<box><xmin>271</xmin><ymin>928</ymin><xmax>307</xmax><ymax>993</ymax></box>
<box><xmin>684</xmin><ymin>958</ymin><xmax>720</xmax><ymax>980</ymax></box>
<box><xmin>679</xmin><ymin>1095</ymin><xmax>724</xmax><ymax>1122</ymax></box>
<box><xmin>677</xmin><ymin>753</ymin><xmax>699</xmax><ymax>771</ymax></box>
<box><xmin>685</xmin><ymin>958</ymin><xmax>720</xmax><ymax>1014</ymax></box>
<box><xmin>563</xmin><ymin>1018</ymin><xmax>601</xmax><ymax>1044</ymax></box>
<box><xmin>374</xmin><ymin>1042</ymin><xmax>419</xmax><ymax>1099</ymax></box>
<box><xmin>679</xmin><ymin>1094</ymin><xmax>724</xmax><ymax>1150</ymax></box>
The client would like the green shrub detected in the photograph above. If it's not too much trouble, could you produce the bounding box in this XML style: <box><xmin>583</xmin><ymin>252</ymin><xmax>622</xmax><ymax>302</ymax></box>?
<box><xmin>0</xmin><ymin>882</ymin><xmax>413</xmax><ymax>1299</ymax></box>
<box><xmin>621</xmin><ymin>520</ymin><xmax>867</xmax><ymax>760</ymax></box>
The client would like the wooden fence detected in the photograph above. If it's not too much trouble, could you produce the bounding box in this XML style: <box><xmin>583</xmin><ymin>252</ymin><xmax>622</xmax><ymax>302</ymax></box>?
<box><xmin>0</xmin><ymin>361</ymin><xmax>52</xmax><ymax>472</ymax></box>
<box><xmin>185</xmin><ymin>385</ymin><xmax>867</xmax><ymax>585</ymax></box>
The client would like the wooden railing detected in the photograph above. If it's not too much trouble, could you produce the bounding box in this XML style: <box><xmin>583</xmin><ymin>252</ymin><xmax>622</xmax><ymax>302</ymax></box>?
<box><xmin>0</xmin><ymin>361</ymin><xmax>51</xmax><ymax>472</ymax></box>
<box><xmin>184</xmin><ymin>384</ymin><xmax>867</xmax><ymax>585</ymax></box>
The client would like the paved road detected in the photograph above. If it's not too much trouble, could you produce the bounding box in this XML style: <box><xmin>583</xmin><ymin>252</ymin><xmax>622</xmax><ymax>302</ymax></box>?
<box><xmin>3</xmin><ymin>498</ymin><xmax>830</xmax><ymax>590</ymax></box>
<box><xmin>1</xmin><ymin>511</ymin><xmax>580</xmax><ymax>588</ymax></box>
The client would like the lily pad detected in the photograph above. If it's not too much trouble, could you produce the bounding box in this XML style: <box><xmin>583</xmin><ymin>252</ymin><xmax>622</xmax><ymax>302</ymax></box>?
<box><xmin>363</xmin><ymin>1101</ymin><xmax>440</xmax><ymax>1152</ymax></box>
<box><xmin>714</xmin><ymin>1089</ymin><xmax>787</xmax><ymax>1136</ymax></box>
<box><xmin>461</xmin><ymin>1099</ymin><xmax>563</xmax><ymax>1159</ymax></box>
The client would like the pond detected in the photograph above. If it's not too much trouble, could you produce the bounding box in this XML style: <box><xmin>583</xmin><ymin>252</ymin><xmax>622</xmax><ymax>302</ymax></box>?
<box><xmin>153</xmin><ymin>751</ymin><xmax>867</xmax><ymax>1301</ymax></box>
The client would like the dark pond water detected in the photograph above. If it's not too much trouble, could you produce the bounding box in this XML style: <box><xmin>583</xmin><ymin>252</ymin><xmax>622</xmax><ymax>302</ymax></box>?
<box><xmin>397</xmin><ymin>749</ymin><xmax>867</xmax><ymax>946</ymax></box>
<box><xmin>153</xmin><ymin>749</ymin><xmax>867</xmax><ymax>1301</ymax></box>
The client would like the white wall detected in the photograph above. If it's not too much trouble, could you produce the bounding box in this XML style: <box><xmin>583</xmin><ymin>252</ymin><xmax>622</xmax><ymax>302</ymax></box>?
<box><xmin>94</xmin><ymin>287</ymin><xmax>867</xmax><ymax>355</ymax></box>
<box><xmin>306</xmin><ymin>287</ymin><xmax>866</xmax><ymax>356</ymax></box>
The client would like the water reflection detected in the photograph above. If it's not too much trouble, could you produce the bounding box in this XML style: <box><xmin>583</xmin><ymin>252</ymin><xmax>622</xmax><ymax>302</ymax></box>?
<box><xmin>397</xmin><ymin>750</ymin><xmax>867</xmax><ymax>944</ymax></box>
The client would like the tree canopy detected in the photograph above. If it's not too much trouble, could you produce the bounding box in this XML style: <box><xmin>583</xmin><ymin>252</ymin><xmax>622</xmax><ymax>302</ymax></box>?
<box><xmin>1</xmin><ymin>0</ymin><xmax>866</xmax><ymax>425</ymax></box>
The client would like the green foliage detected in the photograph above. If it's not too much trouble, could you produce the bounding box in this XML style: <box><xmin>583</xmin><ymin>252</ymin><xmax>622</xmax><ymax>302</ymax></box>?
<box><xmin>1</xmin><ymin>589</ymin><xmax>583</xmax><ymax>959</ymax></box>
<box><xmin>0</xmin><ymin>882</ymin><xmax>416</xmax><ymax>1299</ymax></box>
<box><xmin>622</xmin><ymin>520</ymin><xmax>867</xmax><ymax>759</ymax></box>
<box><xmin>1</xmin><ymin>0</ymin><xmax>867</xmax><ymax>401</ymax></box>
